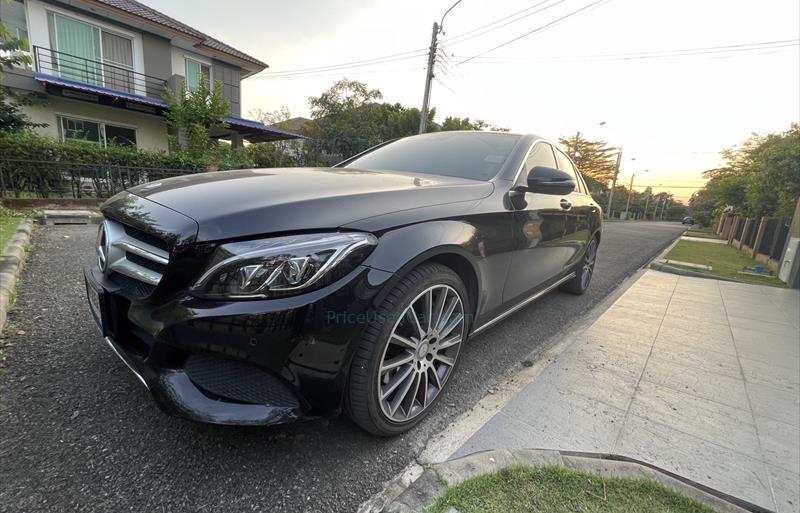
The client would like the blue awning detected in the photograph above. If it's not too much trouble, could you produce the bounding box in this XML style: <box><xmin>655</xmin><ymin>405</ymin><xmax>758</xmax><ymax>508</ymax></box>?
<box><xmin>225</xmin><ymin>116</ymin><xmax>305</xmax><ymax>142</ymax></box>
<box><xmin>34</xmin><ymin>73</ymin><xmax>304</xmax><ymax>142</ymax></box>
<box><xmin>34</xmin><ymin>72</ymin><xmax>168</xmax><ymax>109</ymax></box>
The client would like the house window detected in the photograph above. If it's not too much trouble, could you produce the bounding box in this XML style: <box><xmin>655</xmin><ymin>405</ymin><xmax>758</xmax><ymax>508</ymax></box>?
<box><xmin>47</xmin><ymin>12</ymin><xmax>134</xmax><ymax>92</ymax></box>
<box><xmin>59</xmin><ymin>116</ymin><xmax>137</xmax><ymax>147</ymax></box>
<box><xmin>185</xmin><ymin>58</ymin><xmax>210</xmax><ymax>92</ymax></box>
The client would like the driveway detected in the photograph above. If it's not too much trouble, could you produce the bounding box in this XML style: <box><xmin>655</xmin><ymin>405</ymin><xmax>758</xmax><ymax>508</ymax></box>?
<box><xmin>0</xmin><ymin>221</ymin><xmax>686</xmax><ymax>513</ymax></box>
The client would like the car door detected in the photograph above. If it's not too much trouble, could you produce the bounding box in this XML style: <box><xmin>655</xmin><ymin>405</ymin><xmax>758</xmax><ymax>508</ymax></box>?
<box><xmin>502</xmin><ymin>142</ymin><xmax>571</xmax><ymax>304</ymax></box>
<box><xmin>554</xmin><ymin>149</ymin><xmax>593</xmax><ymax>272</ymax></box>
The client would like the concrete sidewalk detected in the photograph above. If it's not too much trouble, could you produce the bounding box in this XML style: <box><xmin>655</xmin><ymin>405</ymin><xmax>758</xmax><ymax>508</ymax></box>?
<box><xmin>454</xmin><ymin>270</ymin><xmax>799</xmax><ymax>512</ymax></box>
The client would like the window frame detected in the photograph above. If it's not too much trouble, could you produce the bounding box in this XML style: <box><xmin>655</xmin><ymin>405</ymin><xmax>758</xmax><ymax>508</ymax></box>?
<box><xmin>185</xmin><ymin>57</ymin><xmax>212</xmax><ymax>92</ymax></box>
<box><xmin>57</xmin><ymin>114</ymin><xmax>138</xmax><ymax>148</ymax></box>
<box><xmin>47</xmin><ymin>10</ymin><xmax>135</xmax><ymax>89</ymax></box>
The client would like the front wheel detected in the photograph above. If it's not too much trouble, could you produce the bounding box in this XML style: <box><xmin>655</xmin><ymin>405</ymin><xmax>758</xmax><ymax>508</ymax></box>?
<box><xmin>346</xmin><ymin>263</ymin><xmax>469</xmax><ymax>436</ymax></box>
<box><xmin>560</xmin><ymin>236</ymin><xmax>598</xmax><ymax>295</ymax></box>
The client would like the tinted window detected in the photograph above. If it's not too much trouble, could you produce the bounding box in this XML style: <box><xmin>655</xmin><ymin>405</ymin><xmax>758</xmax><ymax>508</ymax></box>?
<box><xmin>344</xmin><ymin>132</ymin><xmax>521</xmax><ymax>181</ymax></box>
<box><xmin>517</xmin><ymin>142</ymin><xmax>557</xmax><ymax>186</ymax></box>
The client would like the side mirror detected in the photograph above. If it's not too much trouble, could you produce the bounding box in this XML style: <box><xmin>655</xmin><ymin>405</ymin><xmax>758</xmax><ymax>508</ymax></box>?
<box><xmin>526</xmin><ymin>166</ymin><xmax>576</xmax><ymax>196</ymax></box>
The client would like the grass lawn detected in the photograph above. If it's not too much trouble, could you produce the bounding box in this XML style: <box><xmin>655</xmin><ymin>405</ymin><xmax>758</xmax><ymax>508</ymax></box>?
<box><xmin>666</xmin><ymin>239</ymin><xmax>785</xmax><ymax>287</ymax></box>
<box><xmin>0</xmin><ymin>217</ymin><xmax>21</xmax><ymax>252</ymax></box>
<box><xmin>685</xmin><ymin>225</ymin><xmax>723</xmax><ymax>239</ymax></box>
<box><xmin>427</xmin><ymin>465</ymin><xmax>718</xmax><ymax>513</ymax></box>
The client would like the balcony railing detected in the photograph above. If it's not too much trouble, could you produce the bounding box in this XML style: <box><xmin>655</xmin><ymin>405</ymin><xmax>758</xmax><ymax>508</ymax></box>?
<box><xmin>33</xmin><ymin>46</ymin><xmax>167</xmax><ymax>101</ymax></box>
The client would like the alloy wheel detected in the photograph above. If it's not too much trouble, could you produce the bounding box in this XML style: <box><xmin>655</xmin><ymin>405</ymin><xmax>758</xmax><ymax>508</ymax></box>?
<box><xmin>377</xmin><ymin>284</ymin><xmax>465</xmax><ymax>422</ymax></box>
<box><xmin>581</xmin><ymin>238</ymin><xmax>598</xmax><ymax>290</ymax></box>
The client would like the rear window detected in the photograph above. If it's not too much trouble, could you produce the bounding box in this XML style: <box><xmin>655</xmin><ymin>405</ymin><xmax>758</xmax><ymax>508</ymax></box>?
<box><xmin>343</xmin><ymin>132</ymin><xmax>521</xmax><ymax>181</ymax></box>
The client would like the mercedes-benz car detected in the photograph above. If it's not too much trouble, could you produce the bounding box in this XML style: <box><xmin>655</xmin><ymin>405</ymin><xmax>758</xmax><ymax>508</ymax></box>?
<box><xmin>85</xmin><ymin>131</ymin><xmax>602</xmax><ymax>436</ymax></box>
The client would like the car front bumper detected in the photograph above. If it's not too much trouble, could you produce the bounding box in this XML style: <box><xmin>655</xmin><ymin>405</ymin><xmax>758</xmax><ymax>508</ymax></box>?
<box><xmin>84</xmin><ymin>263</ymin><xmax>394</xmax><ymax>426</ymax></box>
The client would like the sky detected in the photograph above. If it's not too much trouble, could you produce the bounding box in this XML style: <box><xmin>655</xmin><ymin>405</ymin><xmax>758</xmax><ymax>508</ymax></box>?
<box><xmin>143</xmin><ymin>0</ymin><xmax>800</xmax><ymax>202</ymax></box>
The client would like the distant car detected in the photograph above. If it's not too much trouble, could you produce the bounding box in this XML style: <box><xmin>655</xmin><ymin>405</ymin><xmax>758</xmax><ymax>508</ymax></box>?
<box><xmin>682</xmin><ymin>216</ymin><xmax>695</xmax><ymax>225</ymax></box>
<box><xmin>85</xmin><ymin>131</ymin><xmax>603</xmax><ymax>435</ymax></box>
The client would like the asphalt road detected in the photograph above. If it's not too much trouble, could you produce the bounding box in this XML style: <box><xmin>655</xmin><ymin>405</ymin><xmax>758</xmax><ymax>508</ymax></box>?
<box><xmin>0</xmin><ymin>221</ymin><xmax>686</xmax><ymax>513</ymax></box>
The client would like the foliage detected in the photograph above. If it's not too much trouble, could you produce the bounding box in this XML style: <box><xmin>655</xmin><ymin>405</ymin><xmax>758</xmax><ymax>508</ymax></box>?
<box><xmin>666</xmin><ymin>240</ymin><xmax>786</xmax><ymax>287</ymax></box>
<box><xmin>428</xmin><ymin>465</ymin><xmax>718</xmax><ymax>513</ymax></box>
<box><xmin>558</xmin><ymin>132</ymin><xmax>618</xmax><ymax>185</ymax></box>
<box><xmin>0</xmin><ymin>89</ymin><xmax>48</xmax><ymax>133</ymax></box>
<box><xmin>693</xmin><ymin>124</ymin><xmax>800</xmax><ymax>220</ymax></box>
<box><xmin>303</xmin><ymin>79</ymin><xmax>506</xmax><ymax>164</ymax></box>
<box><xmin>249</xmin><ymin>106</ymin><xmax>293</xmax><ymax>128</ymax></box>
<box><xmin>440</xmin><ymin>116</ymin><xmax>509</xmax><ymax>132</ymax></box>
<box><xmin>164</xmin><ymin>77</ymin><xmax>230</xmax><ymax>157</ymax></box>
<box><xmin>0</xmin><ymin>21</ymin><xmax>30</xmax><ymax>74</ymax></box>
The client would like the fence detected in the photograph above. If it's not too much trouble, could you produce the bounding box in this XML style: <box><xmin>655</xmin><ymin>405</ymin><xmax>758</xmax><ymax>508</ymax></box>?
<box><xmin>716</xmin><ymin>212</ymin><xmax>792</xmax><ymax>273</ymax></box>
<box><xmin>0</xmin><ymin>159</ymin><xmax>202</xmax><ymax>200</ymax></box>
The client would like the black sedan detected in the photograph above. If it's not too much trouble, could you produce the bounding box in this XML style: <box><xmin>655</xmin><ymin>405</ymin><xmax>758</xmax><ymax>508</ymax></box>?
<box><xmin>84</xmin><ymin>131</ymin><xmax>602</xmax><ymax>436</ymax></box>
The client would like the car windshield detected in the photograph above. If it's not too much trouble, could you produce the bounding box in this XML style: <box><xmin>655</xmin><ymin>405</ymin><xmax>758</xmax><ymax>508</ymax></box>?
<box><xmin>343</xmin><ymin>132</ymin><xmax>521</xmax><ymax>181</ymax></box>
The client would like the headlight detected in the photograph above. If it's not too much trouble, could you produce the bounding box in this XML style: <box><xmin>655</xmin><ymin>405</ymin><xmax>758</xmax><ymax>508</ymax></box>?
<box><xmin>191</xmin><ymin>232</ymin><xmax>377</xmax><ymax>299</ymax></box>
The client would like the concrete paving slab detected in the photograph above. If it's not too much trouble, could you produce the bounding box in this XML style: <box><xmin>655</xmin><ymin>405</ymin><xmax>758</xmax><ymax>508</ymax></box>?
<box><xmin>768</xmin><ymin>465</ymin><xmax>800</xmax><ymax>513</ymax></box>
<box><xmin>451</xmin><ymin>271</ymin><xmax>799</xmax><ymax>512</ymax></box>
<box><xmin>615</xmin><ymin>413</ymin><xmax>776</xmax><ymax>509</ymax></box>
<box><xmin>748</xmin><ymin>382</ymin><xmax>800</xmax><ymax>427</ymax></box>
<box><xmin>650</xmin><ymin>338</ymin><xmax>743</xmax><ymax>378</ymax></box>
<box><xmin>642</xmin><ymin>358</ymin><xmax>750</xmax><ymax>411</ymax></box>
<box><xmin>756</xmin><ymin>416</ymin><xmax>800</xmax><ymax>474</ymax></box>
<box><xmin>655</xmin><ymin>325</ymin><xmax>738</xmax><ymax>356</ymax></box>
<box><xmin>740</xmin><ymin>356</ymin><xmax>799</xmax><ymax>392</ymax></box>
<box><xmin>729</xmin><ymin>315</ymin><xmax>800</xmax><ymax>337</ymax></box>
<box><xmin>629</xmin><ymin>380</ymin><xmax>761</xmax><ymax>459</ymax></box>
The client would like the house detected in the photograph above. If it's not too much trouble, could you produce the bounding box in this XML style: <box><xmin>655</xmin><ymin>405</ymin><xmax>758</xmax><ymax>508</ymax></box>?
<box><xmin>0</xmin><ymin>0</ymin><xmax>300</xmax><ymax>151</ymax></box>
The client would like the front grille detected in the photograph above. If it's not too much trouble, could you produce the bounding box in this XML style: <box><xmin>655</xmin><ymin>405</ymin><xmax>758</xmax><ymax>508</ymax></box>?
<box><xmin>185</xmin><ymin>353</ymin><xmax>299</xmax><ymax>407</ymax></box>
<box><xmin>124</xmin><ymin>224</ymin><xmax>168</xmax><ymax>252</ymax></box>
<box><xmin>104</xmin><ymin>219</ymin><xmax>169</xmax><ymax>291</ymax></box>
<box><xmin>109</xmin><ymin>271</ymin><xmax>157</xmax><ymax>298</ymax></box>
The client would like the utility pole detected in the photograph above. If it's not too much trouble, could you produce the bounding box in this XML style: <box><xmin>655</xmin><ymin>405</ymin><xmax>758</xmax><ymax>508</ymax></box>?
<box><xmin>652</xmin><ymin>197</ymin><xmax>661</xmax><ymax>220</ymax></box>
<box><xmin>605</xmin><ymin>148</ymin><xmax>622</xmax><ymax>218</ymax></box>
<box><xmin>622</xmin><ymin>173</ymin><xmax>635</xmax><ymax>220</ymax></box>
<box><xmin>418</xmin><ymin>22</ymin><xmax>439</xmax><ymax>134</ymax></box>
<box><xmin>661</xmin><ymin>200</ymin><xmax>670</xmax><ymax>220</ymax></box>
<box><xmin>643</xmin><ymin>191</ymin><xmax>651</xmax><ymax>221</ymax></box>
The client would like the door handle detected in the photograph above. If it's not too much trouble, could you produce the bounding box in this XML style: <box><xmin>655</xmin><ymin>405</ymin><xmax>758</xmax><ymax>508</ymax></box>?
<box><xmin>560</xmin><ymin>199</ymin><xmax>572</xmax><ymax>210</ymax></box>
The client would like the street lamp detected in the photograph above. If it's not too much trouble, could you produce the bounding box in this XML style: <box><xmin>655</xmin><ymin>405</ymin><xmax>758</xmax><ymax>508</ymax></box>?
<box><xmin>622</xmin><ymin>169</ymin><xmax>648</xmax><ymax>220</ymax></box>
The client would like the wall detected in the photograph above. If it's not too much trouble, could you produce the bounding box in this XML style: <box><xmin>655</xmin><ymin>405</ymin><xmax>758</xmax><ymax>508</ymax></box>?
<box><xmin>141</xmin><ymin>32</ymin><xmax>172</xmax><ymax>97</ymax></box>
<box><xmin>20</xmin><ymin>95</ymin><xmax>169</xmax><ymax>152</ymax></box>
<box><xmin>213</xmin><ymin>60</ymin><xmax>241</xmax><ymax>117</ymax></box>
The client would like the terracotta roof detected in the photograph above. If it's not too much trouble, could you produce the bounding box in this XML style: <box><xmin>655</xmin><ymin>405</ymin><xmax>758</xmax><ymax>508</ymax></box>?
<box><xmin>88</xmin><ymin>0</ymin><xmax>268</xmax><ymax>68</ymax></box>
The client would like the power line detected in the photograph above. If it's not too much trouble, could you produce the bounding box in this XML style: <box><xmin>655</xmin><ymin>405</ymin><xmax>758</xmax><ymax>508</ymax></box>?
<box><xmin>254</xmin><ymin>48</ymin><xmax>427</xmax><ymax>78</ymax></box>
<box><xmin>459</xmin><ymin>0</ymin><xmax>613</xmax><ymax>64</ymax></box>
<box><xmin>457</xmin><ymin>39</ymin><xmax>799</xmax><ymax>64</ymax></box>
<box><xmin>442</xmin><ymin>0</ymin><xmax>568</xmax><ymax>46</ymax></box>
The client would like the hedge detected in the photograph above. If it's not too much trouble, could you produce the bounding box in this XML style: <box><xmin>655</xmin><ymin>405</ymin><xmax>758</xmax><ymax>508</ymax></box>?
<box><xmin>0</xmin><ymin>131</ymin><xmax>259</xmax><ymax>170</ymax></box>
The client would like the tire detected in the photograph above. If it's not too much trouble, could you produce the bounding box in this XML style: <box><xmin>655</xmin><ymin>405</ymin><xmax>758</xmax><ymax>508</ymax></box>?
<box><xmin>560</xmin><ymin>236</ymin><xmax>598</xmax><ymax>295</ymax></box>
<box><xmin>346</xmin><ymin>263</ymin><xmax>469</xmax><ymax>436</ymax></box>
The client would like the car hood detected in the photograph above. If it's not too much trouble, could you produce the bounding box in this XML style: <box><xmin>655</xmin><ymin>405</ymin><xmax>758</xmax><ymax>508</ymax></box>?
<box><xmin>126</xmin><ymin>167</ymin><xmax>493</xmax><ymax>241</ymax></box>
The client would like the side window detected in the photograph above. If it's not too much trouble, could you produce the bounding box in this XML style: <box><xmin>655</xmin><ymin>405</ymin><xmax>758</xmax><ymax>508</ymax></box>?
<box><xmin>518</xmin><ymin>142</ymin><xmax>557</xmax><ymax>186</ymax></box>
<box><xmin>554</xmin><ymin>150</ymin><xmax>584</xmax><ymax>193</ymax></box>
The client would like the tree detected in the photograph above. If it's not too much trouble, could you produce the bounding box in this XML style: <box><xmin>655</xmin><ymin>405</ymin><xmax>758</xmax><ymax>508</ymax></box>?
<box><xmin>558</xmin><ymin>133</ymin><xmax>618</xmax><ymax>185</ymax></box>
<box><xmin>439</xmin><ymin>116</ymin><xmax>509</xmax><ymax>132</ymax></box>
<box><xmin>249</xmin><ymin>106</ymin><xmax>293</xmax><ymax>128</ymax></box>
<box><xmin>0</xmin><ymin>21</ymin><xmax>46</xmax><ymax>133</ymax></box>
<box><xmin>164</xmin><ymin>77</ymin><xmax>230</xmax><ymax>156</ymax></box>
<box><xmin>697</xmin><ymin>124</ymin><xmax>800</xmax><ymax>220</ymax></box>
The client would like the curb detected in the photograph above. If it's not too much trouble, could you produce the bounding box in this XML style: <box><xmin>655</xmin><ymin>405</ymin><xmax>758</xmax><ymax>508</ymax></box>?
<box><xmin>0</xmin><ymin>219</ymin><xmax>34</xmax><ymax>332</ymax></box>
<box><xmin>384</xmin><ymin>449</ymin><xmax>766</xmax><ymax>513</ymax></box>
<box><xmin>649</xmin><ymin>261</ymin><xmax>743</xmax><ymax>283</ymax></box>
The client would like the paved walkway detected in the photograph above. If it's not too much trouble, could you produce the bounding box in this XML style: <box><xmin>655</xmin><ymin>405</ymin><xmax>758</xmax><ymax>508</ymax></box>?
<box><xmin>455</xmin><ymin>270</ymin><xmax>800</xmax><ymax>512</ymax></box>
<box><xmin>682</xmin><ymin>235</ymin><xmax>728</xmax><ymax>244</ymax></box>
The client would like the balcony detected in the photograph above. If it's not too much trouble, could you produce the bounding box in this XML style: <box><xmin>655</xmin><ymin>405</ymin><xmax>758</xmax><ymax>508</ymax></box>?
<box><xmin>33</xmin><ymin>46</ymin><xmax>168</xmax><ymax>107</ymax></box>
